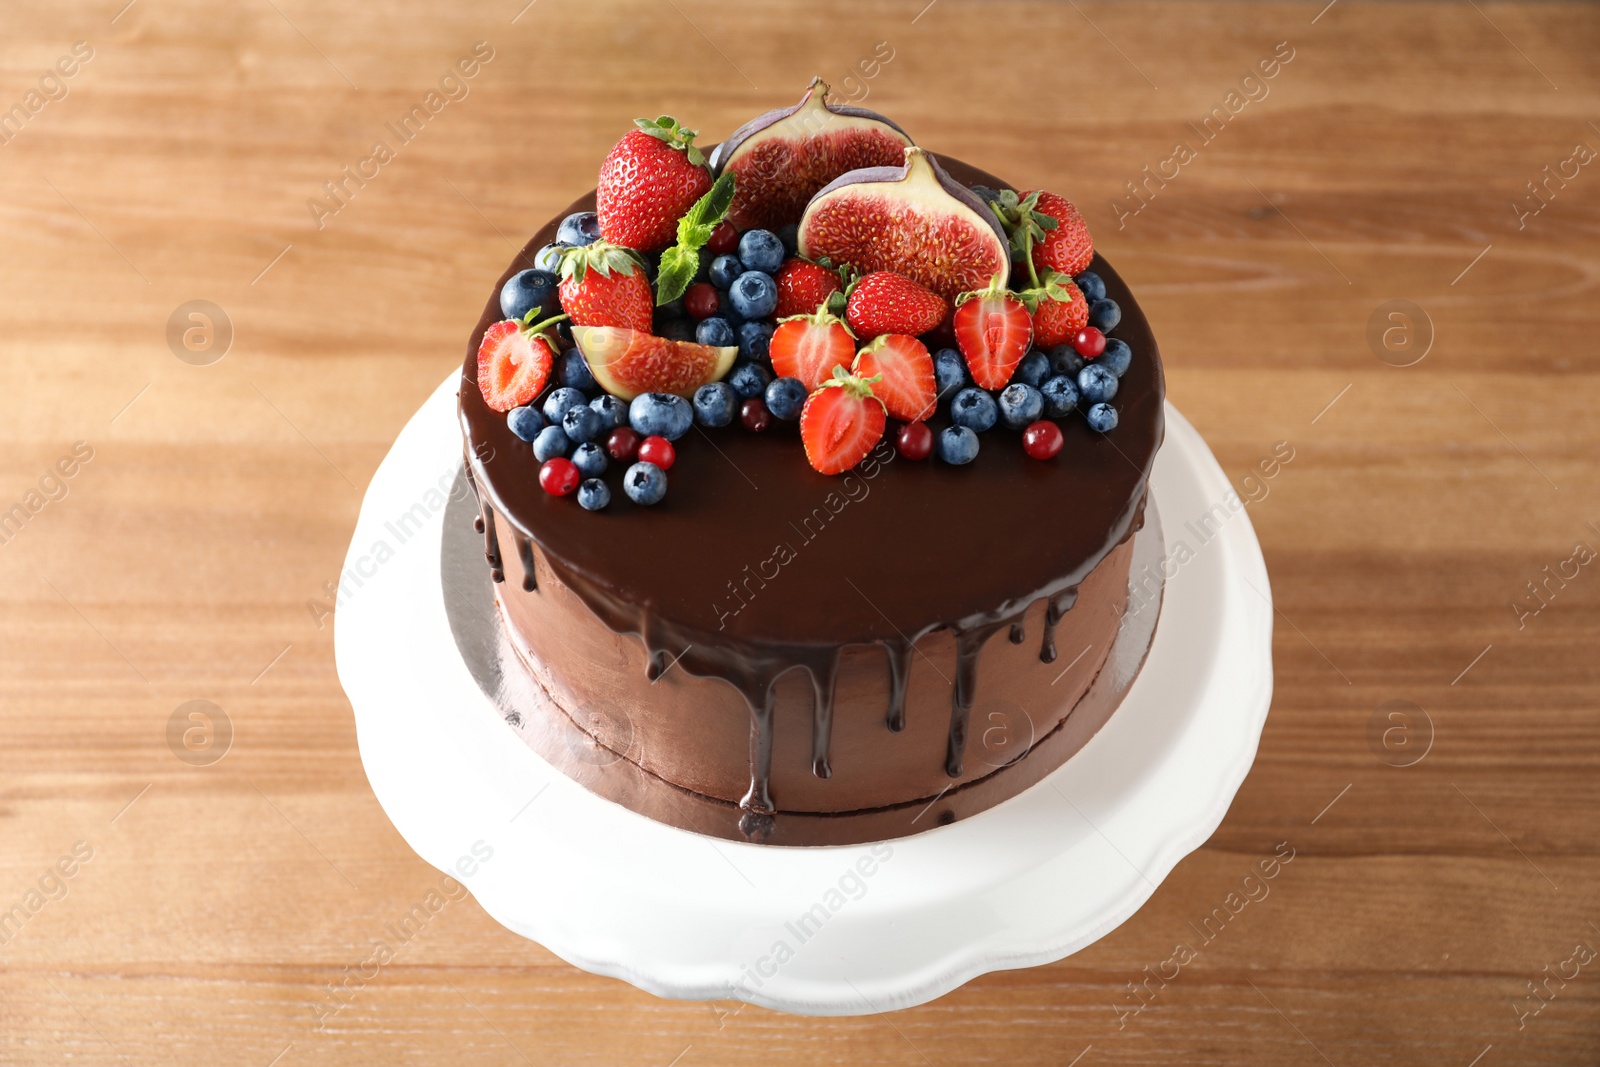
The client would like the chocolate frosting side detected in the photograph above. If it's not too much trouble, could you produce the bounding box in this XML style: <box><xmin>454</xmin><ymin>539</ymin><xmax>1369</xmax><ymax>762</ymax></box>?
<box><xmin>457</xmin><ymin>155</ymin><xmax>1165</xmax><ymax>836</ymax></box>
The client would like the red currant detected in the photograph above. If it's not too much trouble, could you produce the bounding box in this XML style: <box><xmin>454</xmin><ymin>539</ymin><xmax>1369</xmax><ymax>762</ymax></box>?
<box><xmin>685</xmin><ymin>282</ymin><xmax>720</xmax><ymax>320</ymax></box>
<box><xmin>539</xmin><ymin>457</ymin><xmax>580</xmax><ymax>495</ymax></box>
<box><xmin>896</xmin><ymin>421</ymin><xmax>933</xmax><ymax>460</ymax></box>
<box><xmin>638</xmin><ymin>435</ymin><xmax>676</xmax><ymax>470</ymax></box>
<box><xmin>1022</xmin><ymin>420</ymin><xmax>1063</xmax><ymax>460</ymax></box>
<box><xmin>606</xmin><ymin>427</ymin><xmax>641</xmax><ymax>462</ymax></box>
<box><xmin>1073</xmin><ymin>327</ymin><xmax>1106</xmax><ymax>359</ymax></box>
<box><xmin>739</xmin><ymin>397</ymin><xmax>772</xmax><ymax>433</ymax></box>
<box><xmin>706</xmin><ymin>220</ymin><xmax>738</xmax><ymax>256</ymax></box>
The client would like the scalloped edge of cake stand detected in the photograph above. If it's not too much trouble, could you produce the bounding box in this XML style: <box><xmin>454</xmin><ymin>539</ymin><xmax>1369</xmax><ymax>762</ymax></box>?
<box><xmin>337</xmin><ymin>374</ymin><xmax>1273</xmax><ymax>1016</ymax></box>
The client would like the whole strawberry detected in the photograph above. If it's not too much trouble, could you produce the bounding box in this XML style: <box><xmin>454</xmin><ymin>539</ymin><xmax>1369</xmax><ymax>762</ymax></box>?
<box><xmin>1023</xmin><ymin>272</ymin><xmax>1088</xmax><ymax>347</ymax></box>
<box><xmin>597</xmin><ymin>116</ymin><xmax>712</xmax><ymax>252</ymax></box>
<box><xmin>773</xmin><ymin>257</ymin><xmax>844</xmax><ymax>319</ymax></box>
<box><xmin>845</xmin><ymin>271</ymin><xmax>947</xmax><ymax>340</ymax></box>
<box><xmin>1024</xmin><ymin>190</ymin><xmax>1094</xmax><ymax>276</ymax></box>
<box><xmin>557</xmin><ymin>243</ymin><xmax>654</xmax><ymax>333</ymax></box>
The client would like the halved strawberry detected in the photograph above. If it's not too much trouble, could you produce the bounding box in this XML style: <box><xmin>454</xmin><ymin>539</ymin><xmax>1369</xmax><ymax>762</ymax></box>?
<box><xmin>953</xmin><ymin>275</ymin><xmax>1033</xmax><ymax>390</ymax></box>
<box><xmin>557</xmin><ymin>242</ymin><xmax>654</xmax><ymax>333</ymax></box>
<box><xmin>845</xmin><ymin>271</ymin><xmax>947</xmax><ymax>341</ymax></box>
<box><xmin>476</xmin><ymin>318</ymin><xmax>558</xmax><ymax>412</ymax></box>
<box><xmin>800</xmin><ymin>367</ymin><xmax>886</xmax><ymax>476</ymax></box>
<box><xmin>769</xmin><ymin>306</ymin><xmax>856</xmax><ymax>390</ymax></box>
<box><xmin>1020</xmin><ymin>271</ymin><xmax>1088</xmax><ymax>348</ymax></box>
<box><xmin>773</xmin><ymin>257</ymin><xmax>844</xmax><ymax>319</ymax></box>
<box><xmin>852</xmin><ymin>334</ymin><xmax>935</xmax><ymax>422</ymax></box>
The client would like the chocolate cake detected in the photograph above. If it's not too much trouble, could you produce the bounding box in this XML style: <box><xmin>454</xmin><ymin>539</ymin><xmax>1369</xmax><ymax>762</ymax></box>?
<box><xmin>457</xmin><ymin>83</ymin><xmax>1164</xmax><ymax>845</ymax></box>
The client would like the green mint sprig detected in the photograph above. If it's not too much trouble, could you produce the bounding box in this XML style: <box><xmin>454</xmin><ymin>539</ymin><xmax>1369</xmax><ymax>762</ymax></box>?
<box><xmin>654</xmin><ymin>172</ymin><xmax>736</xmax><ymax>306</ymax></box>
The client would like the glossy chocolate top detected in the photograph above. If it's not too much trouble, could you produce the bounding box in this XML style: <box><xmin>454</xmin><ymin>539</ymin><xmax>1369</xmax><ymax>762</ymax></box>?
<box><xmin>459</xmin><ymin>156</ymin><xmax>1164</xmax><ymax>706</ymax></box>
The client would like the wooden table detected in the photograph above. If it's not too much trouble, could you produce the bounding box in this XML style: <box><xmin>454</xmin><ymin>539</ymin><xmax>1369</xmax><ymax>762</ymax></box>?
<box><xmin>2</xmin><ymin>1</ymin><xmax>1596</xmax><ymax>1063</ymax></box>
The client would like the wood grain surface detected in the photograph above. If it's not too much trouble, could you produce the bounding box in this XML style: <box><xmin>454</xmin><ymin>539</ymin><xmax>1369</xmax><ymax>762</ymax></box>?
<box><xmin>1</xmin><ymin>1</ymin><xmax>1598</xmax><ymax>1063</ymax></box>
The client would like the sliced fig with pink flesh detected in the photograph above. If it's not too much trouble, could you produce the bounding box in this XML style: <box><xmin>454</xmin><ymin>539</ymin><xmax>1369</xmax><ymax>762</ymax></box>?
<box><xmin>572</xmin><ymin>326</ymin><xmax>737</xmax><ymax>401</ymax></box>
<box><xmin>710</xmin><ymin>77</ymin><xmax>913</xmax><ymax>233</ymax></box>
<box><xmin>797</xmin><ymin>147</ymin><xmax>1010</xmax><ymax>304</ymax></box>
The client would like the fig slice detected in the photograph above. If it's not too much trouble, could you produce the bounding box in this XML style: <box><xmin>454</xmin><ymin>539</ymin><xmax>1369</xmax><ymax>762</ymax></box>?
<box><xmin>572</xmin><ymin>326</ymin><xmax>737</xmax><ymax>401</ymax></box>
<box><xmin>710</xmin><ymin>77</ymin><xmax>913</xmax><ymax>232</ymax></box>
<box><xmin>797</xmin><ymin>147</ymin><xmax>1010</xmax><ymax>303</ymax></box>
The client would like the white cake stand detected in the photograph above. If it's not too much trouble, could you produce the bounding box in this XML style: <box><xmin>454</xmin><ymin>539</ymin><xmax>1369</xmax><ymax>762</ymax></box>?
<box><xmin>336</xmin><ymin>374</ymin><xmax>1273</xmax><ymax>1016</ymax></box>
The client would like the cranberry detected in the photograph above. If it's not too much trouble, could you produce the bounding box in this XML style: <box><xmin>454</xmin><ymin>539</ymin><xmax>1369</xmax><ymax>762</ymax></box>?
<box><xmin>1022</xmin><ymin>420</ymin><xmax>1063</xmax><ymax>460</ymax></box>
<box><xmin>1073</xmin><ymin>326</ymin><xmax>1106</xmax><ymax>359</ymax></box>
<box><xmin>606</xmin><ymin>427</ymin><xmax>641</xmax><ymax>462</ymax></box>
<box><xmin>896</xmin><ymin>421</ymin><xmax>933</xmax><ymax>460</ymax></box>
<box><xmin>739</xmin><ymin>397</ymin><xmax>773</xmax><ymax>433</ymax></box>
<box><xmin>685</xmin><ymin>282</ymin><xmax>720</xmax><ymax>320</ymax></box>
<box><xmin>539</xmin><ymin>457</ymin><xmax>580</xmax><ymax>495</ymax></box>
<box><xmin>706</xmin><ymin>220</ymin><xmax>738</xmax><ymax>256</ymax></box>
<box><xmin>638</xmin><ymin>435</ymin><xmax>676</xmax><ymax>470</ymax></box>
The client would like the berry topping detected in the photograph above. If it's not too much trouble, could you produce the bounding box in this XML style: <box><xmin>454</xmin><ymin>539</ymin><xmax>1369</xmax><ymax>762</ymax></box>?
<box><xmin>1078</xmin><ymin>363</ymin><xmax>1118</xmax><ymax>405</ymax></box>
<box><xmin>844</xmin><ymin>271</ymin><xmax>948</xmax><ymax>341</ymax></box>
<box><xmin>799</xmin><ymin>367</ymin><xmax>886</xmax><ymax>475</ymax></box>
<box><xmin>726</xmin><ymin>360</ymin><xmax>773</xmax><ymax>399</ymax></box>
<box><xmin>571</xmin><ymin>441</ymin><xmax>608</xmax><ymax>478</ymax></box>
<box><xmin>1073</xmin><ymin>326</ymin><xmax>1106</xmax><ymax>359</ymax></box>
<box><xmin>543</xmin><ymin>387</ymin><xmax>588</xmax><ymax>426</ymax></box>
<box><xmin>935</xmin><ymin>425</ymin><xmax>980</xmax><ymax>465</ymax></box>
<box><xmin>606</xmin><ymin>426</ymin><xmax>642</xmax><ymax>462</ymax></box>
<box><xmin>950</xmin><ymin>387</ymin><xmax>998</xmax><ymax>433</ymax></box>
<box><xmin>998</xmin><ymin>382</ymin><xmax>1044</xmax><ymax>430</ymax></box>
<box><xmin>475</xmin><ymin>316</ymin><xmax>562</xmax><ymax>413</ymax></box>
<box><xmin>628</xmin><ymin>392</ymin><xmax>694</xmax><ymax>441</ymax></box>
<box><xmin>773</xmin><ymin>257</ymin><xmax>845</xmax><ymax>319</ymax></box>
<box><xmin>1100</xmin><ymin>338</ymin><xmax>1133</xmax><ymax>378</ymax></box>
<box><xmin>532</xmin><ymin>425</ymin><xmax>572</xmax><ymax>463</ymax></box>
<box><xmin>695</xmin><ymin>316</ymin><xmax>736</xmax><ymax>348</ymax></box>
<box><xmin>1040</xmin><ymin>375</ymin><xmax>1080</xmax><ymax>418</ymax></box>
<box><xmin>539</xmin><ymin>457</ymin><xmax>580</xmax><ymax>496</ymax></box>
<box><xmin>1020</xmin><ymin>190</ymin><xmax>1094</xmax><ymax>277</ymax></box>
<box><xmin>685</xmin><ymin>281</ymin><xmax>720</xmax><ymax>320</ymax></box>
<box><xmin>710</xmin><ymin>254</ymin><xmax>744</xmax><ymax>290</ymax></box>
<box><xmin>895</xmin><ymin>420</ymin><xmax>933</xmax><ymax>461</ymax></box>
<box><xmin>597</xmin><ymin>117</ymin><xmax>712</xmax><ymax>252</ymax></box>
<box><xmin>729</xmin><ymin>270</ymin><xmax>779</xmax><ymax>320</ymax></box>
<box><xmin>739</xmin><ymin>397</ymin><xmax>773</xmax><ymax>433</ymax></box>
<box><xmin>1022</xmin><ymin>420</ymin><xmax>1064</xmax><ymax>460</ymax></box>
<box><xmin>561</xmin><ymin>403</ymin><xmax>603</xmax><ymax>444</ymax></box>
<box><xmin>623</xmin><ymin>461</ymin><xmax>669</xmax><ymax>506</ymax></box>
<box><xmin>557</xmin><ymin>211</ymin><xmax>601</xmax><ymax>247</ymax></box>
<box><xmin>737</xmin><ymin>321</ymin><xmax>774</xmax><ymax>362</ymax></box>
<box><xmin>506</xmin><ymin>405</ymin><xmax>544</xmax><ymax>442</ymax></box>
<box><xmin>932</xmin><ymin>346</ymin><xmax>969</xmax><ymax>398</ymax></box>
<box><xmin>706</xmin><ymin>219</ymin><xmax>738</xmax><ymax>256</ymax></box>
<box><xmin>737</xmin><ymin>229</ymin><xmax>786</xmax><ymax>274</ymax></box>
<box><xmin>1074</xmin><ymin>270</ymin><xmax>1106</xmax><ymax>302</ymax></box>
<box><xmin>570</xmin><ymin>326</ymin><xmax>737</xmax><ymax>401</ymax></box>
<box><xmin>769</xmin><ymin>306</ymin><xmax>856</xmax><ymax>391</ymax></box>
<box><xmin>1086</xmin><ymin>402</ymin><xmax>1118</xmax><ymax>433</ymax></box>
<box><xmin>1013</xmin><ymin>349</ymin><xmax>1051</xmax><ymax>388</ymax></box>
<box><xmin>577</xmin><ymin>478</ymin><xmax>611</xmax><ymax>511</ymax></box>
<box><xmin>765</xmin><ymin>376</ymin><xmax>808</xmax><ymax>421</ymax></box>
<box><xmin>693</xmin><ymin>382</ymin><xmax>737</xmax><ymax>428</ymax></box>
<box><xmin>500</xmin><ymin>268</ymin><xmax>560</xmax><ymax>324</ymax></box>
<box><xmin>1022</xmin><ymin>273</ymin><xmax>1089</xmax><ymax>349</ymax></box>
<box><xmin>637</xmin><ymin>435</ymin><xmax>676</xmax><ymax>471</ymax></box>
<box><xmin>590</xmin><ymin>393</ymin><xmax>629</xmax><ymax>430</ymax></box>
<box><xmin>852</xmin><ymin>334</ymin><xmax>936</xmax><ymax>423</ymax></box>
<box><xmin>953</xmin><ymin>275</ymin><xmax>1033</xmax><ymax>390</ymax></box>
<box><xmin>557</xmin><ymin>243</ymin><xmax>654</xmax><ymax>333</ymax></box>
<box><xmin>1088</xmin><ymin>298</ymin><xmax>1121</xmax><ymax>333</ymax></box>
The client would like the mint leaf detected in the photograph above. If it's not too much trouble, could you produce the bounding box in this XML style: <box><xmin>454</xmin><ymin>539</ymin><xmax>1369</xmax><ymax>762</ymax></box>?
<box><xmin>655</xmin><ymin>173</ymin><xmax>736</xmax><ymax>305</ymax></box>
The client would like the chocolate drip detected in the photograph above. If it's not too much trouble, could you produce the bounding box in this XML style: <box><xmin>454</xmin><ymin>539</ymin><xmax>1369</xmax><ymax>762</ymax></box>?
<box><xmin>475</xmin><ymin>490</ymin><xmax>503</xmax><ymax>584</ymax></box>
<box><xmin>809</xmin><ymin>654</ymin><xmax>840</xmax><ymax>779</ymax></box>
<box><xmin>883</xmin><ymin>640</ymin><xmax>912</xmax><ymax>733</ymax></box>
<box><xmin>739</xmin><ymin>681</ymin><xmax>778</xmax><ymax>839</ymax></box>
<box><xmin>512</xmin><ymin>531</ymin><xmax>537</xmax><ymax>592</ymax></box>
<box><xmin>948</xmin><ymin>624</ymin><xmax>1000</xmax><ymax>778</ymax></box>
<box><xmin>642</xmin><ymin>614</ymin><xmax>671</xmax><ymax>681</ymax></box>
<box><xmin>1009</xmin><ymin>622</ymin><xmax>1026</xmax><ymax>645</ymax></box>
<box><xmin>1039</xmin><ymin>591</ymin><xmax>1080</xmax><ymax>664</ymax></box>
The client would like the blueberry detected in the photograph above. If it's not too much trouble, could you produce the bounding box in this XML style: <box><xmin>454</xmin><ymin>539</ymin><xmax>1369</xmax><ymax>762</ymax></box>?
<box><xmin>534</xmin><ymin>243</ymin><xmax>566</xmax><ymax>273</ymax></box>
<box><xmin>998</xmin><ymin>383</ymin><xmax>1045</xmax><ymax>430</ymax></box>
<box><xmin>577</xmin><ymin>478</ymin><xmax>611</xmax><ymax>511</ymax></box>
<box><xmin>659</xmin><ymin>318</ymin><xmax>698</xmax><ymax>343</ymax></box>
<box><xmin>506</xmin><ymin>405</ymin><xmax>544</xmax><ymax>442</ymax></box>
<box><xmin>1086</xmin><ymin>402</ymin><xmax>1119</xmax><ymax>433</ymax></box>
<box><xmin>726</xmin><ymin>361</ymin><xmax>772</xmax><ymax>400</ymax></box>
<box><xmin>728</xmin><ymin>271</ymin><xmax>778</xmax><ymax>320</ymax></box>
<box><xmin>571</xmin><ymin>441</ymin><xmax>608</xmax><ymax>478</ymax></box>
<box><xmin>710</xmin><ymin>254</ymin><xmax>744</xmax><ymax>290</ymax></box>
<box><xmin>590</xmin><ymin>393</ymin><xmax>629</xmax><ymax>430</ymax></box>
<box><xmin>737</xmin><ymin>229</ymin><xmax>785</xmax><ymax>274</ymax></box>
<box><xmin>1047</xmin><ymin>343</ymin><xmax>1085</xmax><ymax>380</ymax></box>
<box><xmin>556</xmin><ymin>211</ymin><xmax>601</xmax><ymax>246</ymax></box>
<box><xmin>1074</xmin><ymin>270</ymin><xmax>1106</xmax><ymax>302</ymax></box>
<box><xmin>1040</xmin><ymin>375</ymin><xmax>1080</xmax><ymax>418</ymax></box>
<box><xmin>500</xmin><ymin>268</ymin><xmax>560</xmax><ymax>323</ymax></box>
<box><xmin>559</xmin><ymin>349</ymin><xmax>597</xmax><ymax>393</ymax></box>
<box><xmin>1077</xmin><ymin>363</ymin><xmax>1118</xmax><ymax>404</ymax></box>
<box><xmin>696</xmin><ymin>316</ymin><xmax>736</xmax><ymax>348</ymax></box>
<box><xmin>738</xmin><ymin>320</ymin><xmax>774</xmax><ymax>363</ymax></box>
<box><xmin>628</xmin><ymin>392</ymin><xmax>693</xmax><ymax>441</ymax></box>
<box><xmin>1013</xmin><ymin>349</ymin><xmax>1050</xmax><ymax>388</ymax></box>
<box><xmin>1100</xmin><ymin>338</ymin><xmax>1133</xmax><ymax>378</ymax></box>
<box><xmin>933</xmin><ymin>347</ymin><xmax>969</xmax><ymax>398</ymax></box>
<box><xmin>532</xmin><ymin>425</ymin><xmax>572</xmax><ymax>462</ymax></box>
<box><xmin>1088</xmin><ymin>298</ymin><xmax>1121</xmax><ymax>333</ymax></box>
<box><xmin>542</xmin><ymin>387</ymin><xmax>587</xmax><ymax>426</ymax></box>
<box><xmin>623</xmin><ymin>461</ymin><xmax>668</xmax><ymax>506</ymax></box>
<box><xmin>950</xmin><ymin>387</ymin><xmax>998</xmax><ymax>433</ymax></box>
<box><xmin>777</xmin><ymin>224</ymin><xmax>800</xmax><ymax>255</ymax></box>
<box><xmin>694</xmin><ymin>381</ymin><xmax>737</xmax><ymax>427</ymax></box>
<box><xmin>936</xmin><ymin>425</ymin><xmax>980</xmax><ymax>465</ymax></box>
<box><xmin>718</xmin><ymin>289</ymin><xmax>746</xmax><ymax>324</ymax></box>
<box><xmin>562</xmin><ymin>403</ymin><xmax>603</xmax><ymax>444</ymax></box>
<box><xmin>765</xmin><ymin>377</ymin><xmax>807</xmax><ymax>420</ymax></box>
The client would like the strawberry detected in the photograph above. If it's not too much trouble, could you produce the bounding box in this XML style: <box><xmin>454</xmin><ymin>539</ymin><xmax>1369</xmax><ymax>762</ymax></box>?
<box><xmin>773</xmin><ymin>257</ymin><xmax>843</xmax><ymax>319</ymax></box>
<box><xmin>476</xmin><ymin>315</ymin><xmax>562</xmax><ymax>412</ymax></box>
<box><xmin>1022</xmin><ymin>272</ymin><xmax>1088</xmax><ymax>348</ymax></box>
<box><xmin>852</xmin><ymin>334</ymin><xmax>935</xmax><ymax>422</ymax></box>
<box><xmin>1023</xmin><ymin>190</ymin><xmax>1094</xmax><ymax>276</ymax></box>
<box><xmin>800</xmin><ymin>367</ymin><xmax>886</xmax><ymax>476</ymax></box>
<box><xmin>557</xmin><ymin>243</ymin><xmax>654</xmax><ymax>333</ymax></box>
<box><xmin>844</xmin><ymin>271</ymin><xmax>947</xmax><ymax>340</ymax></box>
<box><xmin>597</xmin><ymin>117</ymin><xmax>712</xmax><ymax>252</ymax></box>
<box><xmin>953</xmin><ymin>275</ymin><xmax>1033</xmax><ymax>390</ymax></box>
<box><xmin>769</xmin><ymin>306</ymin><xmax>856</xmax><ymax>390</ymax></box>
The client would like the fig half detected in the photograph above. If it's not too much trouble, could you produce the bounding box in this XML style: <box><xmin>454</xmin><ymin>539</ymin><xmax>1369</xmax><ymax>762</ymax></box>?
<box><xmin>710</xmin><ymin>77</ymin><xmax>913</xmax><ymax>232</ymax></box>
<box><xmin>797</xmin><ymin>147</ymin><xmax>1010</xmax><ymax>303</ymax></box>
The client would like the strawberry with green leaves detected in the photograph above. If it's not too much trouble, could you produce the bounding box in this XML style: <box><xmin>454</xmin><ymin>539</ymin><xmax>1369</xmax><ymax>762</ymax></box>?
<box><xmin>953</xmin><ymin>274</ymin><xmax>1032</xmax><ymax>390</ymax></box>
<box><xmin>1023</xmin><ymin>189</ymin><xmax>1094</xmax><ymax>276</ymax></box>
<box><xmin>770</xmin><ymin>305</ymin><xmax>856</xmax><ymax>390</ymax></box>
<box><xmin>476</xmin><ymin>311</ymin><xmax>567</xmax><ymax>412</ymax></box>
<box><xmin>597</xmin><ymin>116</ymin><xmax>713</xmax><ymax>252</ymax></box>
<box><xmin>852</xmin><ymin>334</ymin><xmax>935</xmax><ymax>422</ymax></box>
<box><xmin>557</xmin><ymin>243</ymin><xmax>654</xmax><ymax>333</ymax></box>
<box><xmin>800</xmin><ymin>366</ymin><xmax>886</xmax><ymax>475</ymax></box>
<box><xmin>1018</xmin><ymin>271</ymin><xmax>1088</xmax><ymax>348</ymax></box>
<box><xmin>773</xmin><ymin>257</ymin><xmax>845</xmax><ymax>319</ymax></box>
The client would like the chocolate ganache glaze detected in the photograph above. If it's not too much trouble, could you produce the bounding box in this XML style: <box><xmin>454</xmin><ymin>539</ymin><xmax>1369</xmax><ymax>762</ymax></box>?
<box><xmin>459</xmin><ymin>155</ymin><xmax>1165</xmax><ymax>840</ymax></box>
